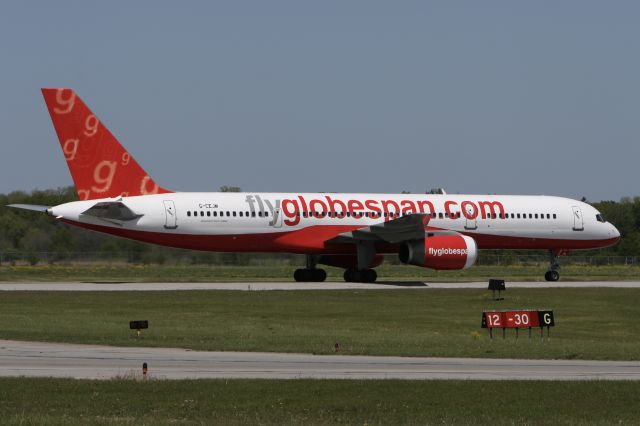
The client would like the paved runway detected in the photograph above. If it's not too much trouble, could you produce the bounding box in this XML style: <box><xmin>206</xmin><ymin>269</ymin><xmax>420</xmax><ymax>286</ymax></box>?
<box><xmin>1</xmin><ymin>340</ymin><xmax>638</xmax><ymax>380</ymax></box>
<box><xmin>1</xmin><ymin>281</ymin><xmax>639</xmax><ymax>291</ymax></box>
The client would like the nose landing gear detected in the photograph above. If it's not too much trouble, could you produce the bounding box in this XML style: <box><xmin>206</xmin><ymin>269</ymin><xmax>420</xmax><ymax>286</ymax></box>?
<box><xmin>545</xmin><ymin>251</ymin><xmax>561</xmax><ymax>282</ymax></box>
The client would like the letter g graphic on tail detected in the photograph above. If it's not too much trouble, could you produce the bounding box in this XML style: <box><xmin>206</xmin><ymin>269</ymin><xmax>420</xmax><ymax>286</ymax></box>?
<box><xmin>41</xmin><ymin>88</ymin><xmax>172</xmax><ymax>200</ymax></box>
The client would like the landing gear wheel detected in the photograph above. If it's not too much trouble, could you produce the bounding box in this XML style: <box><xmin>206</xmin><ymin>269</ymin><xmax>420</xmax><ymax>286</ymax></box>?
<box><xmin>362</xmin><ymin>269</ymin><xmax>377</xmax><ymax>283</ymax></box>
<box><xmin>344</xmin><ymin>269</ymin><xmax>355</xmax><ymax>282</ymax></box>
<box><xmin>544</xmin><ymin>270</ymin><xmax>560</xmax><ymax>282</ymax></box>
<box><xmin>313</xmin><ymin>268</ymin><xmax>327</xmax><ymax>282</ymax></box>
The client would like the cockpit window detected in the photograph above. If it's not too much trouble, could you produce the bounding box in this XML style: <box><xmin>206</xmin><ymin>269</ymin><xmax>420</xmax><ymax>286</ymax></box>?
<box><xmin>596</xmin><ymin>214</ymin><xmax>606</xmax><ymax>223</ymax></box>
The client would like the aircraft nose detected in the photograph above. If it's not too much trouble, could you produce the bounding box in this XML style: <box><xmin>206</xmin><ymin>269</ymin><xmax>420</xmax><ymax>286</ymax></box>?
<box><xmin>611</xmin><ymin>224</ymin><xmax>621</xmax><ymax>240</ymax></box>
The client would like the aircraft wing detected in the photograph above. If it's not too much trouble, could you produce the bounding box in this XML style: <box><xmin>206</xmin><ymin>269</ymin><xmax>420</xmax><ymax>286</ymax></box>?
<box><xmin>81</xmin><ymin>201</ymin><xmax>142</xmax><ymax>224</ymax></box>
<box><xmin>327</xmin><ymin>213</ymin><xmax>432</xmax><ymax>244</ymax></box>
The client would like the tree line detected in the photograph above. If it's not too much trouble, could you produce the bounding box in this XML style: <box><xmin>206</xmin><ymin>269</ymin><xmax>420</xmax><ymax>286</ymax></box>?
<box><xmin>0</xmin><ymin>187</ymin><xmax>638</xmax><ymax>265</ymax></box>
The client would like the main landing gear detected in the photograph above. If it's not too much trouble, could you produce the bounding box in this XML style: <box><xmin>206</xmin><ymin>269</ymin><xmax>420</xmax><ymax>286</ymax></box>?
<box><xmin>343</xmin><ymin>268</ymin><xmax>377</xmax><ymax>283</ymax></box>
<box><xmin>343</xmin><ymin>241</ymin><xmax>378</xmax><ymax>283</ymax></box>
<box><xmin>545</xmin><ymin>251</ymin><xmax>561</xmax><ymax>282</ymax></box>
<box><xmin>293</xmin><ymin>255</ymin><xmax>327</xmax><ymax>282</ymax></box>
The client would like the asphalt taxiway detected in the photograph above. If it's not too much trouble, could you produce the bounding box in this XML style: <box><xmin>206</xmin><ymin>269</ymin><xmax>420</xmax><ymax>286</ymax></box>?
<box><xmin>1</xmin><ymin>340</ymin><xmax>638</xmax><ymax>380</ymax></box>
<box><xmin>1</xmin><ymin>281</ymin><xmax>639</xmax><ymax>291</ymax></box>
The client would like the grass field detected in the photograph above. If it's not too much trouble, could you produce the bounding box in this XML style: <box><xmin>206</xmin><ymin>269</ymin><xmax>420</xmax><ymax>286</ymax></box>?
<box><xmin>2</xmin><ymin>288</ymin><xmax>639</xmax><ymax>360</ymax></box>
<box><xmin>1</xmin><ymin>263</ymin><xmax>640</xmax><ymax>282</ymax></box>
<box><xmin>1</xmin><ymin>378</ymin><xmax>639</xmax><ymax>425</ymax></box>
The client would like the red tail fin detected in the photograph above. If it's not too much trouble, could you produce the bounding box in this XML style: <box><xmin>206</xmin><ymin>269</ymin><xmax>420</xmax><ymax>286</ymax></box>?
<box><xmin>41</xmin><ymin>88</ymin><xmax>172</xmax><ymax>200</ymax></box>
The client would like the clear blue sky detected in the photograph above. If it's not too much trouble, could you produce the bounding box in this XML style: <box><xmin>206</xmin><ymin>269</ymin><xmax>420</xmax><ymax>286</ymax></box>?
<box><xmin>1</xmin><ymin>1</ymin><xmax>638</xmax><ymax>201</ymax></box>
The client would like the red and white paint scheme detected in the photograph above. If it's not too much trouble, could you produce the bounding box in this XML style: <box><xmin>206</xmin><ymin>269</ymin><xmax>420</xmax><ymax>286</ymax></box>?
<box><xmin>9</xmin><ymin>88</ymin><xmax>620</xmax><ymax>283</ymax></box>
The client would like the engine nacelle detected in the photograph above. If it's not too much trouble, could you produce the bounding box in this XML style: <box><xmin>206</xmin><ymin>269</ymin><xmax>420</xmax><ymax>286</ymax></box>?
<box><xmin>399</xmin><ymin>235</ymin><xmax>478</xmax><ymax>270</ymax></box>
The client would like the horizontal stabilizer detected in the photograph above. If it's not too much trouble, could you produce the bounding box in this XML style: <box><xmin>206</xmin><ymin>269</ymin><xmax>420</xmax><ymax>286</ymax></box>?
<box><xmin>81</xmin><ymin>201</ymin><xmax>143</xmax><ymax>223</ymax></box>
<box><xmin>7</xmin><ymin>204</ymin><xmax>51</xmax><ymax>213</ymax></box>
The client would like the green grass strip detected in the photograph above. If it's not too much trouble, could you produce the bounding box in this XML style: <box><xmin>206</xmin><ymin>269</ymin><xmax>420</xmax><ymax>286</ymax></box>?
<box><xmin>2</xmin><ymin>288</ymin><xmax>639</xmax><ymax>360</ymax></box>
<box><xmin>1</xmin><ymin>378</ymin><xmax>639</xmax><ymax>425</ymax></box>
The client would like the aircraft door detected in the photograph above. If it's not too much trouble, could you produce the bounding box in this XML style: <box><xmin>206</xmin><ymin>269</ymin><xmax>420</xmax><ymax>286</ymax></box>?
<box><xmin>464</xmin><ymin>204</ymin><xmax>477</xmax><ymax>230</ymax></box>
<box><xmin>272</xmin><ymin>207</ymin><xmax>283</xmax><ymax>228</ymax></box>
<box><xmin>571</xmin><ymin>206</ymin><xmax>584</xmax><ymax>231</ymax></box>
<box><xmin>163</xmin><ymin>200</ymin><xmax>178</xmax><ymax>229</ymax></box>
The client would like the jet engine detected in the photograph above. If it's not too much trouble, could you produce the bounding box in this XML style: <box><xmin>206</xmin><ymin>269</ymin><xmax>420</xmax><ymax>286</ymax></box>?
<box><xmin>399</xmin><ymin>235</ymin><xmax>478</xmax><ymax>270</ymax></box>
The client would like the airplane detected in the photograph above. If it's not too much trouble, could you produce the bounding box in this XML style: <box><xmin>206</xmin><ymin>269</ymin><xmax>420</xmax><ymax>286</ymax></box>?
<box><xmin>8</xmin><ymin>88</ymin><xmax>621</xmax><ymax>283</ymax></box>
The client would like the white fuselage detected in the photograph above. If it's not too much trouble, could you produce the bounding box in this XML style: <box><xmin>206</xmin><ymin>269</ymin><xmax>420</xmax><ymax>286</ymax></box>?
<box><xmin>49</xmin><ymin>192</ymin><xmax>620</xmax><ymax>254</ymax></box>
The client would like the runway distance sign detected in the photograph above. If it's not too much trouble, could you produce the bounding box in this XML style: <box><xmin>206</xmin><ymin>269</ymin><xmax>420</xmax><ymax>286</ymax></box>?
<box><xmin>129</xmin><ymin>320</ymin><xmax>148</xmax><ymax>330</ymax></box>
<box><xmin>482</xmin><ymin>310</ymin><xmax>554</xmax><ymax>329</ymax></box>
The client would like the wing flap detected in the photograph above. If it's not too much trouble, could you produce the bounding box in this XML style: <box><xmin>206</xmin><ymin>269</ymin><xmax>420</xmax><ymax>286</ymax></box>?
<box><xmin>328</xmin><ymin>213</ymin><xmax>431</xmax><ymax>245</ymax></box>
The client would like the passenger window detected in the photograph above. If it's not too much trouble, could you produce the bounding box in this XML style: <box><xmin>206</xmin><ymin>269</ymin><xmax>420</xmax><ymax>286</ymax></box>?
<box><xmin>553</xmin><ymin>214</ymin><xmax>557</xmax><ymax>219</ymax></box>
<box><xmin>535</xmin><ymin>214</ymin><xmax>538</xmax><ymax>219</ymax></box>
<box><xmin>233</xmin><ymin>211</ymin><xmax>237</xmax><ymax>217</ymax></box>
<box><xmin>213</xmin><ymin>211</ymin><xmax>217</xmax><ymax>217</ymax></box>
<box><xmin>438</xmin><ymin>213</ymin><xmax>443</xmax><ymax>219</ymax></box>
<box><xmin>547</xmin><ymin>214</ymin><xmax>550</xmax><ymax>219</ymax></box>
<box><xmin>517</xmin><ymin>214</ymin><xmax>520</xmax><ymax>219</ymax></box>
<box><xmin>207</xmin><ymin>211</ymin><xmax>211</xmax><ymax>217</ymax></box>
<box><xmin>226</xmin><ymin>211</ymin><xmax>230</xmax><ymax>217</ymax></box>
<box><xmin>187</xmin><ymin>211</ymin><xmax>191</xmax><ymax>217</ymax></box>
<box><xmin>239</xmin><ymin>212</ymin><xmax>243</xmax><ymax>217</ymax></box>
<box><xmin>258</xmin><ymin>212</ymin><xmax>263</xmax><ymax>217</ymax></box>
<box><xmin>529</xmin><ymin>214</ymin><xmax>532</xmax><ymax>219</ymax></box>
<box><xmin>252</xmin><ymin>212</ymin><xmax>256</xmax><ymax>217</ymax></box>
